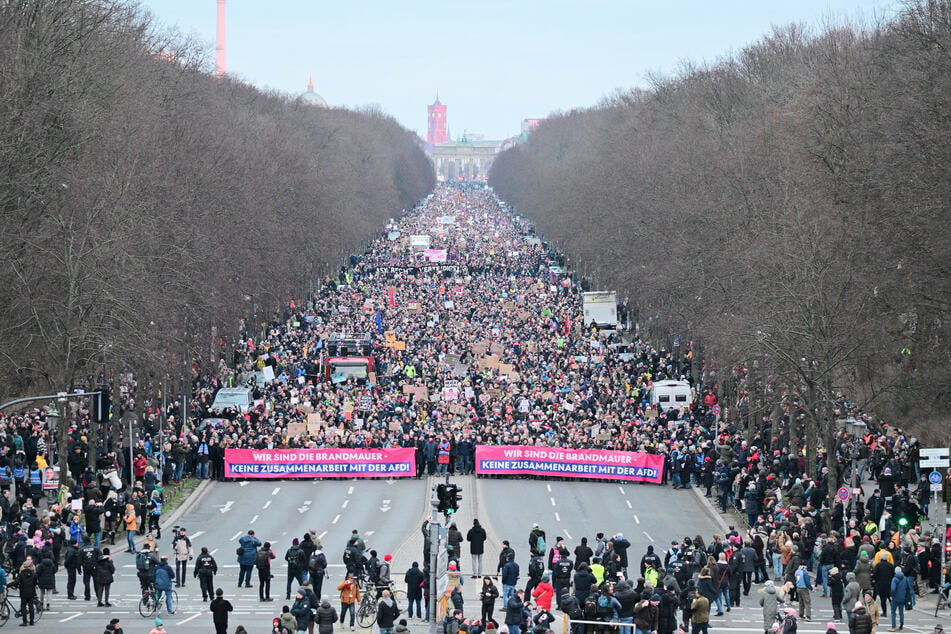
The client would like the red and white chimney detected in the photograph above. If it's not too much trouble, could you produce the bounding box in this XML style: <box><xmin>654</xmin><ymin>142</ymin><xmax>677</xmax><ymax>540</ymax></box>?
<box><xmin>215</xmin><ymin>0</ymin><xmax>226</xmax><ymax>76</ymax></box>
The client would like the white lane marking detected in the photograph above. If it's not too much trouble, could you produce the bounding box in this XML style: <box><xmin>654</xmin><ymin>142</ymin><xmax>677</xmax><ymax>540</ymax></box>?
<box><xmin>211</xmin><ymin>549</ymin><xmax>219</xmax><ymax>555</ymax></box>
<box><xmin>618</xmin><ymin>485</ymin><xmax>625</xmax><ymax>495</ymax></box>
<box><xmin>190</xmin><ymin>530</ymin><xmax>206</xmax><ymax>539</ymax></box>
<box><xmin>563</xmin><ymin>530</ymin><xmax>572</xmax><ymax>540</ymax></box>
<box><xmin>342</xmin><ymin>499</ymin><xmax>349</xmax><ymax>508</ymax></box>
<box><xmin>554</xmin><ymin>512</ymin><xmax>561</xmax><ymax>522</ymax></box>
<box><xmin>239</xmin><ymin>481</ymin><xmax>249</xmax><ymax>487</ymax></box>
<box><xmin>318</xmin><ymin>531</ymin><xmax>327</xmax><ymax>540</ymax></box>
<box><xmin>643</xmin><ymin>531</ymin><xmax>654</xmax><ymax>542</ymax></box>
<box><xmin>230</xmin><ymin>531</ymin><xmax>242</xmax><ymax>541</ymax></box>
<box><xmin>179</xmin><ymin>613</ymin><xmax>203</xmax><ymax>624</ymax></box>
<box><xmin>546</xmin><ymin>484</ymin><xmax>552</xmax><ymax>492</ymax></box>
<box><xmin>250</xmin><ymin>514</ymin><xmax>259</xmax><ymax>524</ymax></box>
<box><xmin>272</xmin><ymin>487</ymin><xmax>281</xmax><ymax>495</ymax></box>
<box><xmin>633</xmin><ymin>515</ymin><xmax>640</xmax><ymax>524</ymax></box>
<box><xmin>365</xmin><ymin>531</ymin><xmax>375</xmax><ymax>536</ymax></box>
<box><xmin>332</xmin><ymin>514</ymin><xmax>341</xmax><ymax>524</ymax></box>
<box><xmin>218</xmin><ymin>501</ymin><xmax>234</xmax><ymax>514</ymax></box>
<box><xmin>348</xmin><ymin>486</ymin><xmax>354</xmax><ymax>494</ymax></box>
<box><xmin>626</xmin><ymin>500</ymin><xmax>632</xmax><ymax>509</ymax></box>
<box><xmin>263</xmin><ymin>500</ymin><xmax>272</xmax><ymax>509</ymax></box>
<box><xmin>59</xmin><ymin>613</ymin><xmax>82</xmax><ymax>622</ymax></box>
<box><xmin>550</xmin><ymin>497</ymin><xmax>556</xmax><ymax>506</ymax></box>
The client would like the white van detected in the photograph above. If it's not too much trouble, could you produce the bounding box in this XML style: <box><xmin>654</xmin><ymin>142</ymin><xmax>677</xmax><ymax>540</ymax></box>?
<box><xmin>210</xmin><ymin>387</ymin><xmax>253</xmax><ymax>412</ymax></box>
<box><xmin>650</xmin><ymin>380</ymin><xmax>693</xmax><ymax>412</ymax></box>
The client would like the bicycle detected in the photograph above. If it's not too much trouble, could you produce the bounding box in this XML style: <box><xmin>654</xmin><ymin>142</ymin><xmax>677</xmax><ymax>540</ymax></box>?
<box><xmin>0</xmin><ymin>589</ymin><xmax>45</xmax><ymax>626</ymax></box>
<box><xmin>138</xmin><ymin>585</ymin><xmax>178</xmax><ymax>618</ymax></box>
<box><xmin>356</xmin><ymin>583</ymin><xmax>407</xmax><ymax>628</ymax></box>
<box><xmin>935</xmin><ymin>583</ymin><xmax>951</xmax><ymax>617</ymax></box>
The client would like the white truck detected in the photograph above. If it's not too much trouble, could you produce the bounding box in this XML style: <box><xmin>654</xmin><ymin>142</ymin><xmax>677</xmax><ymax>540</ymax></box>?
<box><xmin>581</xmin><ymin>291</ymin><xmax>619</xmax><ymax>330</ymax></box>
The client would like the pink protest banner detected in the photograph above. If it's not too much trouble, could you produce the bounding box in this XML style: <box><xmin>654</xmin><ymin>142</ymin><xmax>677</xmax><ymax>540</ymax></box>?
<box><xmin>225</xmin><ymin>447</ymin><xmax>416</xmax><ymax>479</ymax></box>
<box><xmin>475</xmin><ymin>445</ymin><xmax>664</xmax><ymax>483</ymax></box>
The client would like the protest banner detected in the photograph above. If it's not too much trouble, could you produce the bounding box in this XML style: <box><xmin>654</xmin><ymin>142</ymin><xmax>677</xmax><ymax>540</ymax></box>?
<box><xmin>474</xmin><ymin>445</ymin><xmax>664</xmax><ymax>483</ymax></box>
<box><xmin>225</xmin><ymin>447</ymin><xmax>416</xmax><ymax>479</ymax></box>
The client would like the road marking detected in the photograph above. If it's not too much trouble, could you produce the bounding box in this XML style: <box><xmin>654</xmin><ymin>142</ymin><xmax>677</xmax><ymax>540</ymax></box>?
<box><xmin>365</xmin><ymin>531</ymin><xmax>375</xmax><ymax>536</ymax></box>
<box><xmin>318</xmin><ymin>531</ymin><xmax>327</xmax><ymax>540</ymax></box>
<box><xmin>554</xmin><ymin>512</ymin><xmax>561</xmax><ymax>522</ymax></box>
<box><xmin>380</xmin><ymin>499</ymin><xmax>391</xmax><ymax>512</ymax></box>
<box><xmin>348</xmin><ymin>486</ymin><xmax>354</xmax><ymax>494</ymax></box>
<box><xmin>342</xmin><ymin>499</ymin><xmax>349</xmax><ymax>508</ymax></box>
<box><xmin>250</xmin><ymin>514</ymin><xmax>259</xmax><ymax>524</ymax></box>
<box><xmin>59</xmin><ymin>613</ymin><xmax>82</xmax><ymax>622</ymax></box>
<box><xmin>211</xmin><ymin>549</ymin><xmax>218</xmax><ymax>555</ymax></box>
<box><xmin>218</xmin><ymin>501</ymin><xmax>234</xmax><ymax>514</ymax></box>
<box><xmin>230</xmin><ymin>531</ymin><xmax>242</xmax><ymax>541</ymax></box>
<box><xmin>239</xmin><ymin>481</ymin><xmax>249</xmax><ymax>487</ymax></box>
<box><xmin>332</xmin><ymin>514</ymin><xmax>341</xmax><ymax>524</ymax></box>
<box><xmin>272</xmin><ymin>487</ymin><xmax>281</xmax><ymax>495</ymax></box>
<box><xmin>179</xmin><ymin>613</ymin><xmax>203</xmax><ymax>624</ymax></box>
<box><xmin>546</xmin><ymin>484</ymin><xmax>552</xmax><ymax>492</ymax></box>
<box><xmin>190</xmin><ymin>530</ymin><xmax>206</xmax><ymax>540</ymax></box>
<box><xmin>625</xmin><ymin>500</ymin><xmax>632</xmax><ymax>509</ymax></box>
<box><xmin>550</xmin><ymin>497</ymin><xmax>556</xmax><ymax>506</ymax></box>
<box><xmin>618</xmin><ymin>485</ymin><xmax>625</xmax><ymax>495</ymax></box>
<box><xmin>633</xmin><ymin>515</ymin><xmax>640</xmax><ymax>524</ymax></box>
<box><xmin>263</xmin><ymin>500</ymin><xmax>271</xmax><ymax>509</ymax></box>
<box><xmin>563</xmin><ymin>530</ymin><xmax>572</xmax><ymax>540</ymax></box>
<box><xmin>643</xmin><ymin>531</ymin><xmax>654</xmax><ymax>542</ymax></box>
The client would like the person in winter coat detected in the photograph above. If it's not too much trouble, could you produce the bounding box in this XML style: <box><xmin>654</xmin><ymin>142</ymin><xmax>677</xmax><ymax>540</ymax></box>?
<box><xmin>194</xmin><ymin>546</ymin><xmax>219</xmax><ymax>602</ymax></box>
<box><xmin>210</xmin><ymin>587</ymin><xmax>234</xmax><ymax>634</ymax></box>
<box><xmin>633</xmin><ymin>593</ymin><xmax>660</xmax><ymax>634</ymax></box>
<box><xmin>828</xmin><ymin>567</ymin><xmax>845</xmax><ymax>622</ymax></box>
<box><xmin>480</xmin><ymin>576</ymin><xmax>500</xmax><ymax>625</ymax></box>
<box><xmin>64</xmin><ymin>539</ymin><xmax>82</xmax><ymax>600</ymax></box>
<box><xmin>395</xmin><ymin>619</ymin><xmax>411</xmax><ymax>634</ymax></box>
<box><xmin>760</xmin><ymin>580</ymin><xmax>779</xmax><ymax>634</ymax></box>
<box><xmin>92</xmin><ymin>547</ymin><xmax>116</xmax><ymax>607</ymax></box>
<box><xmin>501</xmin><ymin>558</ymin><xmax>520</xmax><ymax>612</ymax></box>
<box><xmin>467</xmin><ymin>519</ymin><xmax>487</xmax><ymax>577</ymax></box>
<box><xmin>697</xmin><ymin>568</ymin><xmax>717</xmax><ymax>612</ymax></box>
<box><xmin>36</xmin><ymin>554</ymin><xmax>56</xmax><ymax>609</ymax></box>
<box><xmin>155</xmin><ymin>556</ymin><xmax>176</xmax><ymax>614</ymax></box>
<box><xmin>849</xmin><ymin>601</ymin><xmax>873</xmax><ymax>634</ymax></box>
<box><xmin>291</xmin><ymin>589</ymin><xmax>312</xmax><ymax>633</ymax></box>
<box><xmin>171</xmin><ymin>526</ymin><xmax>193</xmax><ymax>588</ymax></box>
<box><xmin>314</xmin><ymin>598</ymin><xmax>339</xmax><ymax>634</ymax></box>
<box><xmin>123</xmin><ymin>505</ymin><xmax>137</xmax><ymax>553</ymax></box>
<box><xmin>572</xmin><ymin>564</ymin><xmax>597</xmax><ymax>605</ymax></box>
<box><xmin>843</xmin><ymin>572</ymin><xmax>861</xmax><ymax>625</ymax></box>
<box><xmin>854</xmin><ymin>551</ymin><xmax>873</xmax><ymax>593</ymax></box>
<box><xmin>614</xmin><ymin>579</ymin><xmax>637</xmax><ymax>632</ymax></box>
<box><xmin>256</xmin><ymin>541</ymin><xmax>276</xmax><ymax>601</ymax></box>
<box><xmin>505</xmin><ymin>590</ymin><xmax>526</xmax><ymax>634</ymax></box>
<box><xmin>237</xmin><ymin>530</ymin><xmax>262</xmax><ymax>588</ymax></box>
<box><xmin>658</xmin><ymin>586</ymin><xmax>680</xmax><ymax>634</ymax></box>
<box><xmin>17</xmin><ymin>558</ymin><xmax>38</xmax><ymax>626</ymax></box>
<box><xmin>338</xmin><ymin>572</ymin><xmax>361</xmax><ymax>629</ymax></box>
<box><xmin>691</xmin><ymin>588</ymin><xmax>710</xmax><ymax>634</ymax></box>
<box><xmin>405</xmin><ymin>562</ymin><xmax>425</xmax><ymax>619</ymax></box>
<box><xmin>889</xmin><ymin>568</ymin><xmax>911</xmax><ymax>631</ymax></box>
<box><xmin>861</xmin><ymin>591</ymin><xmax>880</xmax><ymax>634</ymax></box>
<box><xmin>377</xmin><ymin>588</ymin><xmax>401</xmax><ymax>634</ymax></box>
<box><xmin>531</xmin><ymin>575</ymin><xmax>554</xmax><ymax>611</ymax></box>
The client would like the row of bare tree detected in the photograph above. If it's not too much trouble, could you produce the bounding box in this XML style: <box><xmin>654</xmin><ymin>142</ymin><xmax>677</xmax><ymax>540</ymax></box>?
<box><xmin>0</xmin><ymin>0</ymin><xmax>435</xmax><ymax>399</ymax></box>
<box><xmin>490</xmin><ymin>1</ymin><xmax>951</xmax><ymax>454</ymax></box>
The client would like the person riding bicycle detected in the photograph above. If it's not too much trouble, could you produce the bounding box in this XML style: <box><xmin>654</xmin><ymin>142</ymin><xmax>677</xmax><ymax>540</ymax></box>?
<box><xmin>154</xmin><ymin>556</ymin><xmax>176</xmax><ymax>614</ymax></box>
<box><xmin>136</xmin><ymin>544</ymin><xmax>160</xmax><ymax>594</ymax></box>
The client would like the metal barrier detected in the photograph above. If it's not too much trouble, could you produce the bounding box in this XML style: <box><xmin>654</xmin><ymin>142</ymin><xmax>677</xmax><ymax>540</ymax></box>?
<box><xmin>561</xmin><ymin>614</ymin><xmax>630</xmax><ymax>634</ymax></box>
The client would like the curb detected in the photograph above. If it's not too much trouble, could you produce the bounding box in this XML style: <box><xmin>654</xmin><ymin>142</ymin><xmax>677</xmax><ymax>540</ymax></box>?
<box><xmin>161</xmin><ymin>478</ymin><xmax>216</xmax><ymax>531</ymax></box>
<box><xmin>690</xmin><ymin>485</ymin><xmax>732</xmax><ymax>535</ymax></box>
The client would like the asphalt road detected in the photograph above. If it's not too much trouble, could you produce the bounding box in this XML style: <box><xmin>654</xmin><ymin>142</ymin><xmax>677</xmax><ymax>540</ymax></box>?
<box><xmin>40</xmin><ymin>476</ymin><xmax>949</xmax><ymax>633</ymax></box>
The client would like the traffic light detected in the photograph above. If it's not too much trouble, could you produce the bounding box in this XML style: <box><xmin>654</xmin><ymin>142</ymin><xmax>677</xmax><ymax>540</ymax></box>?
<box><xmin>92</xmin><ymin>387</ymin><xmax>110</xmax><ymax>423</ymax></box>
<box><xmin>434</xmin><ymin>483</ymin><xmax>462</xmax><ymax>515</ymax></box>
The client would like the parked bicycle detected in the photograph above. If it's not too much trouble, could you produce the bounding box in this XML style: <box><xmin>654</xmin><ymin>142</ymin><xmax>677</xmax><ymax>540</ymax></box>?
<box><xmin>138</xmin><ymin>584</ymin><xmax>178</xmax><ymax>618</ymax></box>
<box><xmin>356</xmin><ymin>583</ymin><xmax>406</xmax><ymax>628</ymax></box>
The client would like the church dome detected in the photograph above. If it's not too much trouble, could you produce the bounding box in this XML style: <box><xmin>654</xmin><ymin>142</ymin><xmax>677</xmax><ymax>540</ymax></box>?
<box><xmin>299</xmin><ymin>76</ymin><xmax>328</xmax><ymax>108</ymax></box>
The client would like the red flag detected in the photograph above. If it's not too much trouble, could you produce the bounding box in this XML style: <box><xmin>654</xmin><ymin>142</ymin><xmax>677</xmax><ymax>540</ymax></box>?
<box><xmin>388</xmin><ymin>286</ymin><xmax>397</xmax><ymax>308</ymax></box>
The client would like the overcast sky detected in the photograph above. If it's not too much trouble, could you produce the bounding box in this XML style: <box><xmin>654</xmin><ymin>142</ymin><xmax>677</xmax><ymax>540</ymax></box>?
<box><xmin>136</xmin><ymin>0</ymin><xmax>899</xmax><ymax>141</ymax></box>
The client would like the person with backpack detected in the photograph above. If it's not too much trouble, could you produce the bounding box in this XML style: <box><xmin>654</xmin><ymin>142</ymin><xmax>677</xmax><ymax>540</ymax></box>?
<box><xmin>194</xmin><ymin>546</ymin><xmax>219</xmax><ymax>601</ymax></box>
<box><xmin>136</xmin><ymin>543</ymin><xmax>159</xmax><ymax>593</ymax></box>
<box><xmin>237</xmin><ymin>529</ymin><xmax>261</xmax><ymax>588</ymax></box>
<box><xmin>780</xmin><ymin>606</ymin><xmax>798</xmax><ymax>634</ymax></box>
<box><xmin>256</xmin><ymin>541</ymin><xmax>276</xmax><ymax>601</ymax></box>
<box><xmin>308</xmin><ymin>544</ymin><xmax>328</xmax><ymax>598</ymax></box>
<box><xmin>81</xmin><ymin>537</ymin><xmax>102</xmax><ymax>601</ymax></box>
<box><xmin>285</xmin><ymin>538</ymin><xmax>306</xmax><ymax>600</ymax></box>
<box><xmin>529</xmin><ymin>524</ymin><xmax>547</xmax><ymax>558</ymax></box>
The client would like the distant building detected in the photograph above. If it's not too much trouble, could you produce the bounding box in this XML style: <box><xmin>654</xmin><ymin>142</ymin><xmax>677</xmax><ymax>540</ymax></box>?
<box><xmin>299</xmin><ymin>76</ymin><xmax>328</xmax><ymax>108</ymax></box>
<box><xmin>432</xmin><ymin>132</ymin><xmax>501</xmax><ymax>182</ymax></box>
<box><xmin>427</xmin><ymin>95</ymin><xmax>448</xmax><ymax>148</ymax></box>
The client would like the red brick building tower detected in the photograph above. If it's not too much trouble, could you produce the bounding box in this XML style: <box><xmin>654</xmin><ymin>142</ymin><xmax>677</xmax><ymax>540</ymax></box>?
<box><xmin>427</xmin><ymin>94</ymin><xmax>448</xmax><ymax>148</ymax></box>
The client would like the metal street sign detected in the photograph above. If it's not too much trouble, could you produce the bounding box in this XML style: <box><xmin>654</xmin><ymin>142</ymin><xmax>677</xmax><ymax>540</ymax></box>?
<box><xmin>931</xmin><ymin>483</ymin><xmax>943</xmax><ymax>492</ymax></box>
<box><xmin>920</xmin><ymin>447</ymin><xmax>950</xmax><ymax>458</ymax></box>
<box><xmin>837</xmin><ymin>486</ymin><xmax>850</xmax><ymax>501</ymax></box>
<box><xmin>921</xmin><ymin>458</ymin><xmax>951</xmax><ymax>468</ymax></box>
<box><xmin>930</xmin><ymin>471</ymin><xmax>943</xmax><ymax>484</ymax></box>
